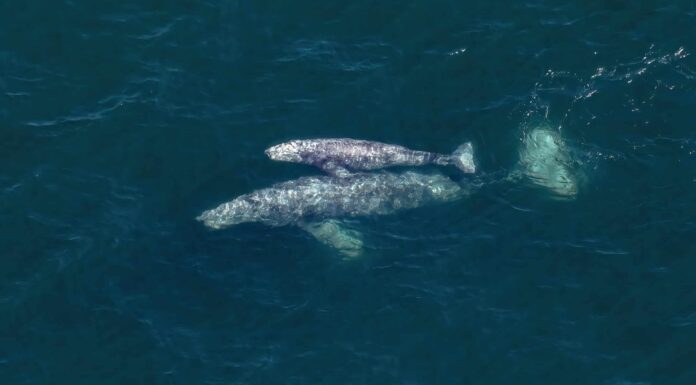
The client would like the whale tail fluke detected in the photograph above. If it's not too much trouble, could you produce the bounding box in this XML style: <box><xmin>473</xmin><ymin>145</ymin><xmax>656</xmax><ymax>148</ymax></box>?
<box><xmin>518</xmin><ymin>128</ymin><xmax>578</xmax><ymax>198</ymax></box>
<box><xmin>451</xmin><ymin>142</ymin><xmax>476</xmax><ymax>173</ymax></box>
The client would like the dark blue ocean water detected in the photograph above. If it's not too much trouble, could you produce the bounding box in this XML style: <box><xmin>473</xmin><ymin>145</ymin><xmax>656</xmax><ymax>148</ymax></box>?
<box><xmin>2</xmin><ymin>1</ymin><xmax>696</xmax><ymax>384</ymax></box>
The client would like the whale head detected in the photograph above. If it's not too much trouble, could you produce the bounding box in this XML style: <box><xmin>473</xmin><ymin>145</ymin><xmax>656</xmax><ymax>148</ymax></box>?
<box><xmin>265</xmin><ymin>142</ymin><xmax>303</xmax><ymax>162</ymax></box>
<box><xmin>196</xmin><ymin>197</ymin><xmax>258</xmax><ymax>229</ymax></box>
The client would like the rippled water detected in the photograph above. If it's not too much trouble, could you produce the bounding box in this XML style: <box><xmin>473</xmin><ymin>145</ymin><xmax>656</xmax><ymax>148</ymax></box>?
<box><xmin>2</xmin><ymin>1</ymin><xmax>696</xmax><ymax>384</ymax></box>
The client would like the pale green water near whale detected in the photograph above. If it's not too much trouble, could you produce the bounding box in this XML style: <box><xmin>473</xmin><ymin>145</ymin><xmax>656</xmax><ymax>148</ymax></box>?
<box><xmin>2</xmin><ymin>1</ymin><xmax>696</xmax><ymax>384</ymax></box>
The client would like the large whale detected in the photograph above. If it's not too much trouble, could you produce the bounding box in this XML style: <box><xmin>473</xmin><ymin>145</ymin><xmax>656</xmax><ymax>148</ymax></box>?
<box><xmin>197</xmin><ymin>171</ymin><xmax>466</xmax><ymax>257</ymax></box>
<box><xmin>264</xmin><ymin>138</ymin><xmax>476</xmax><ymax>177</ymax></box>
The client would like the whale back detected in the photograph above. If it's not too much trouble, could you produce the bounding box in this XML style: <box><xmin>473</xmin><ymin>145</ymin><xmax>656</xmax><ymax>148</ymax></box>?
<box><xmin>197</xmin><ymin>171</ymin><xmax>463</xmax><ymax>229</ymax></box>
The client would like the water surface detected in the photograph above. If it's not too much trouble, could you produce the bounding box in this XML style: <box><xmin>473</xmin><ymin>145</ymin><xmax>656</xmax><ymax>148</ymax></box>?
<box><xmin>1</xmin><ymin>1</ymin><xmax>696</xmax><ymax>384</ymax></box>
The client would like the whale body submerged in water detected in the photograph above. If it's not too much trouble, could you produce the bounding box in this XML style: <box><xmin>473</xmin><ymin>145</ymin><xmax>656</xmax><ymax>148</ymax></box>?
<box><xmin>198</xmin><ymin>128</ymin><xmax>581</xmax><ymax>257</ymax></box>
<box><xmin>264</xmin><ymin>138</ymin><xmax>476</xmax><ymax>177</ymax></box>
<box><xmin>197</xmin><ymin>171</ymin><xmax>465</xmax><ymax>257</ymax></box>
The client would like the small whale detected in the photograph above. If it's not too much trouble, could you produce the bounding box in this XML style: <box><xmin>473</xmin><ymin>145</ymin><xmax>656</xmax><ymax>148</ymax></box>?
<box><xmin>197</xmin><ymin>171</ymin><xmax>466</xmax><ymax>257</ymax></box>
<box><xmin>264</xmin><ymin>138</ymin><xmax>475</xmax><ymax>177</ymax></box>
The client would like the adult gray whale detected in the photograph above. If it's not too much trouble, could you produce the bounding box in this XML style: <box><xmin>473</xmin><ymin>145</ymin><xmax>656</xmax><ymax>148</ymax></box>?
<box><xmin>264</xmin><ymin>138</ymin><xmax>475</xmax><ymax>177</ymax></box>
<box><xmin>197</xmin><ymin>171</ymin><xmax>465</xmax><ymax>257</ymax></box>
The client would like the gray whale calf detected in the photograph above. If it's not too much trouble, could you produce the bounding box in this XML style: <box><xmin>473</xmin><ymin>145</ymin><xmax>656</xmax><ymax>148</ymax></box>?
<box><xmin>264</xmin><ymin>138</ymin><xmax>475</xmax><ymax>177</ymax></box>
<box><xmin>197</xmin><ymin>171</ymin><xmax>465</xmax><ymax>257</ymax></box>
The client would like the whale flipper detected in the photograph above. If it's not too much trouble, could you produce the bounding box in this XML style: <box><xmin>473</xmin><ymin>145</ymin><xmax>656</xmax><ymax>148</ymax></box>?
<box><xmin>319</xmin><ymin>161</ymin><xmax>353</xmax><ymax>178</ymax></box>
<box><xmin>299</xmin><ymin>219</ymin><xmax>364</xmax><ymax>258</ymax></box>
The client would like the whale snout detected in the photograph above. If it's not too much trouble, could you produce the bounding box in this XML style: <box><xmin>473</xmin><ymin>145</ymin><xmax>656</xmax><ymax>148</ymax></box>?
<box><xmin>264</xmin><ymin>143</ymin><xmax>302</xmax><ymax>162</ymax></box>
<box><xmin>265</xmin><ymin>144</ymin><xmax>284</xmax><ymax>160</ymax></box>
<box><xmin>196</xmin><ymin>210</ymin><xmax>224</xmax><ymax>229</ymax></box>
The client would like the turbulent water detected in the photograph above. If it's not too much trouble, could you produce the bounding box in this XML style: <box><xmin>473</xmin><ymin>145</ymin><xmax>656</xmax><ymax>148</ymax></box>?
<box><xmin>2</xmin><ymin>1</ymin><xmax>696</xmax><ymax>384</ymax></box>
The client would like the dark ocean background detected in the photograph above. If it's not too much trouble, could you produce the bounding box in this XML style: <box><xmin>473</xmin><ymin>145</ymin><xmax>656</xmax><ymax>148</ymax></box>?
<box><xmin>2</xmin><ymin>1</ymin><xmax>696</xmax><ymax>384</ymax></box>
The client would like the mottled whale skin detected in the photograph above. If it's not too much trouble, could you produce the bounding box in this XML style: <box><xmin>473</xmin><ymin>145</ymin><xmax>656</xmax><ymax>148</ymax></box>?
<box><xmin>197</xmin><ymin>171</ymin><xmax>463</xmax><ymax>229</ymax></box>
<box><xmin>197</xmin><ymin>171</ymin><xmax>465</xmax><ymax>257</ymax></box>
<box><xmin>264</xmin><ymin>138</ymin><xmax>475</xmax><ymax>176</ymax></box>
